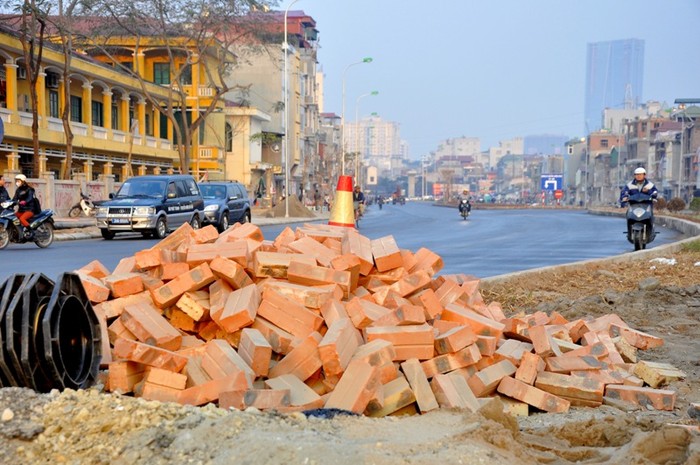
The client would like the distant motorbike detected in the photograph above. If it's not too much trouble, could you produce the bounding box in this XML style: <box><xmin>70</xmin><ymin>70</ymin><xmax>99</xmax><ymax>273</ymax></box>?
<box><xmin>69</xmin><ymin>191</ymin><xmax>99</xmax><ymax>217</ymax></box>
<box><xmin>622</xmin><ymin>192</ymin><xmax>657</xmax><ymax>251</ymax></box>
<box><xmin>459</xmin><ymin>199</ymin><xmax>471</xmax><ymax>220</ymax></box>
<box><xmin>378</xmin><ymin>197</ymin><xmax>384</xmax><ymax>210</ymax></box>
<box><xmin>0</xmin><ymin>200</ymin><xmax>55</xmax><ymax>249</ymax></box>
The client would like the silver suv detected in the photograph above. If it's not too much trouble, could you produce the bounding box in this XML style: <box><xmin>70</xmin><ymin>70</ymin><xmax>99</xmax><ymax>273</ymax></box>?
<box><xmin>96</xmin><ymin>175</ymin><xmax>205</xmax><ymax>240</ymax></box>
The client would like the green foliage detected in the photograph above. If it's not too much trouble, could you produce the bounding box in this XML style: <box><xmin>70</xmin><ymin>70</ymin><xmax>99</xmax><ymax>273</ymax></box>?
<box><xmin>690</xmin><ymin>197</ymin><xmax>700</xmax><ymax>212</ymax></box>
<box><xmin>681</xmin><ymin>239</ymin><xmax>700</xmax><ymax>252</ymax></box>
<box><xmin>667</xmin><ymin>197</ymin><xmax>686</xmax><ymax>212</ymax></box>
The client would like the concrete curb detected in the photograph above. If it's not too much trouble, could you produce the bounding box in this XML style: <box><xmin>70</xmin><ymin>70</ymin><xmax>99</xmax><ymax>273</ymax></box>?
<box><xmin>52</xmin><ymin>213</ymin><xmax>332</xmax><ymax>241</ymax></box>
<box><xmin>481</xmin><ymin>212</ymin><xmax>700</xmax><ymax>286</ymax></box>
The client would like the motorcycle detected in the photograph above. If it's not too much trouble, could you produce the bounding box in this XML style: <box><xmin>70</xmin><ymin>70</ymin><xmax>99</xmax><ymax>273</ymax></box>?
<box><xmin>622</xmin><ymin>192</ymin><xmax>657</xmax><ymax>251</ymax></box>
<box><xmin>68</xmin><ymin>191</ymin><xmax>98</xmax><ymax>217</ymax></box>
<box><xmin>0</xmin><ymin>200</ymin><xmax>55</xmax><ymax>249</ymax></box>
<box><xmin>459</xmin><ymin>199</ymin><xmax>471</xmax><ymax>220</ymax></box>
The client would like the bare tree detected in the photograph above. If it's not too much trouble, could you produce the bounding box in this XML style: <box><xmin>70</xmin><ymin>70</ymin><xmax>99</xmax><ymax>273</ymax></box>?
<box><xmin>78</xmin><ymin>0</ymin><xmax>279</xmax><ymax>174</ymax></box>
<box><xmin>45</xmin><ymin>0</ymin><xmax>83</xmax><ymax>179</ymax></box>
<box><xmin>8</xmin><ymin>0</ymin><xmax>50</xmax><ymax>176</ymax></box>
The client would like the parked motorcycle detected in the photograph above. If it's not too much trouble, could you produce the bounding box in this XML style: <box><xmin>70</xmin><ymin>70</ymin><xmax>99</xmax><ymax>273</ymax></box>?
<box><xmin>459</xmin><ymin>199</ymin><xmax>471</xmax><ymax>220</ymax></box>
<box><xmin>69</xmin><ymin>191</ymin><xmax>98</xmax><ymax>217</ymax></box>
<box><xmin>623</xmin><ymin>192</ymin><xmax>657</xmax><ymax>251</ymax></box>
<box><xmin>0</xmin><ymin>200</ymin><xmax>55</xmax><ymax>249</ymax></box>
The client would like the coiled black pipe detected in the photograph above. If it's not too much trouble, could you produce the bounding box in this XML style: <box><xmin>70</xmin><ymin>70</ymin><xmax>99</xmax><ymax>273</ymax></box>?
<box><xmin>0</xmin><ymin>272</ymin><xmax>101</xmax><ymax>392</ymax></box>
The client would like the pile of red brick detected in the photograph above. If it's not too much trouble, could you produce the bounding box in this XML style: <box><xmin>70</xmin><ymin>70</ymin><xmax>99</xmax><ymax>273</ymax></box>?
<box><xmin>76</xmin><ymin>222</ymin><xmax>684</xmax><ymax>417</ymax></box>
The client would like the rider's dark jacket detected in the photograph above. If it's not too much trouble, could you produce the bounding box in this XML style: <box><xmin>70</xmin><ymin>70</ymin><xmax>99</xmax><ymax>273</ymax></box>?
<box><xmin>619</xmin><ymin>178</ymin><xmax>658</xmax><ymax>205</ymax></box>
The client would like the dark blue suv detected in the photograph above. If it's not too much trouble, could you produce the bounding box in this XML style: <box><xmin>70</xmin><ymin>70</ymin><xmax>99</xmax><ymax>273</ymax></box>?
<box><xmin>200</xmin><ymin>182</ymin><xmax>251</xmax><ymax>231</ymax></box>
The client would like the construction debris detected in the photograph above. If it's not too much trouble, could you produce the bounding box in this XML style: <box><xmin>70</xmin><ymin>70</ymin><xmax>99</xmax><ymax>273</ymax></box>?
<box><xmin>73</xmin><ymin>222</ymin><xmax>683</xmax><ymax>416</ymax></box>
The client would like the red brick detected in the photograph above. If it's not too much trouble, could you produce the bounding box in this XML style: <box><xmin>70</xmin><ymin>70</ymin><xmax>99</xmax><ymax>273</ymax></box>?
<box><xmin>186</xmin><ymin>241</ymin><xmax>249</xmax><ymax>268</ymax></box>
<box><xmin>529</xmin><ymin>325</ymin><xmax>563</xmax><ymax>358</ymax></box>
<box><xmin>341</xmin><ymin>231</ymin><xmax>374</xmax><ymax>275</ymax></box>
<box><xmin>610</xmin><ymin>324</ymin><xmax>664</xmax><ymax>350</ymax></box>
<box><xmin>515</xmin><ymin>351</ymin><xmax>546</xmax><ymax>385</ymax></box>
<box><xmin>257</xmin><ymin>288</ymin><xmax>323</xmax><ymax>338</ymax></box>
<box><xmin>604</xmin><ymin>384</ymin><xmax>676</xmax><ymax>411</ymax></box>
<box><xmin>392</xmin><ymin>344</ymin><xmax>435</xmax><ymax>361</ymax></box>
<box><xmin>76</xmin><ymin>259</ymin><xmax>111</xmax><ymax>279</ymax></box>
<box><xmin>107</xmin><ymin>361</ymin><xmax>145</xmax><ymax>393</ymax></box>
<box><xmin>545</xmin><ymin>355</ymin><xmax>606</xmax><ymax>374</ymax></box>
<box><xmin>287</xmin><ymin>261</ymin><xmax>352</xmax><ymax>298</ymax></box>
<box><xmin>121</xmin><ymin>301</ymin><xmax>182</xmax><ymax>351</ymax></box>
<box><xmin>258</xmin><ymin>279</ymin><xmax>339</xmax><ymax>310</ymax></box>
<box><xmin>112</xmin><ymin>256</ymin><xmax>137</xmax><ymax>275</ymax></box>
<box><xmin>265</xmin><ymin>373</ymin><xmax>324</xmax><ymax>409</ymax></box>
<box><xmin>178</xmin><ymin>372</ymin><xmax>250</xmax><ymax>406</ymax></box>
<box><xmin>320</xmin><ymin>300</ymin><xmax>349</xmax><ymax>327</ymax></box>
<box><xmin>104</xmin><ymin>273</ymin><xmax>145</xmax><ymax>298</ymax></box>
<box><xmin>267</xmin><ymin>332</ymin><xmax>323</xmax><ymax>381</ymax></box>
<box><xmin>251</xmin><ymin>318</ymin><xmax>299</xmax><ymax>355</ymax></box>
<box><xmin>238</xmin><ymin>328</ymin><xmax>272</xmax><ymax>378</ymax></box>
<box><xmin>76</xmin><ymin>272</ymin><xmax>111</xmax><ymax>303</ymax></box>
<box><xmin>345</xmin><ymin>297</ymin><xmax>392</xmax><ymax>329</ymax></box>
<box><xmin>441</xmin><ymin>303</ymin><xmax>505</xmax><ymax>339</ymax></box>
<box><xmin>287</xmin><ymin>236</ymin><xmax>338</xmax><ymax>267</ymax></box>
<box><xmin>365</xmin><ymin>323</ymin><xmax>434</xmax><ymax>347</ymax></box>
<box><xmin>421</xmin><ymin>344</ymin><xmax>482</xmax><ymax>379</ymax></box>
<box><xmin>219</xmin><ymin>388</ymin><xmax>290</xmax><ymax>410</ymax></box>
<box><xmin>497</xmin><ymin>376</ymin><xmax>570</xmax><ymax>413</ymax></box>
<box><xmin>209</xmin><ymin>256</ymin><xmax>254</xmax><ymax>290</ymax></box>
<box><xmin>534</xmin><ymin>371</ymin><xmax>605</xmax><ymax>405</ymax></box>
<box><xmin>144</xmin><ymin>366</ymin><xmax>188</xmax><ymax>390</ymax></box>
<box><xmin>467</xmin><ymin>360</ymin><xmax>518</xmax><ymax>397</ymax></box>
<box><xmin>151</xmin><ymin>263</ymin><xmax>216</xmax><ymax>308</ymax></box>
<box><xmin>430</xmin><ymin>373</ymin><xmax>480</xmax><ymax>411</ymax></box>
<box><xmin>134</xmin><ymin>248</ymin><xmax>165</xmax><ymax>270</ymax></box>
<box><xmin>191</xmin><ymin>225</ymin><xmax>219</xmax><ymax>244</ymax></box>
<box><xmin>112</xmin><ymin>338</ymin><xmax>188</xmax><ymax>372</ymax></box>
<box><xmin>175</xmin><ymin>290</ymin><xmax>211</xmax><ymax>322</ymax></box>
<box><xmin>218</xmin><ymin>222</ymin><xmax>264</xmax><ymax>243</ymax></box>
<box><xmin>410</xmin><ymin>247</ymin><xmax>444</xmax><ymax>276</ymax></box>
<box><xmin>324</xmin><ymin>359</ymin><xmax>381</xmax><ymax>414</ymax></box>
<box><xmin>400</xmin><ymin>358</ymin><xmax>439</xmax><ymax>413</ymax></box>
<box><xmin>330</xmin><ymin>253</ymin><xmax>362</xmax><ymax>292</ymax></box>
<box><xmin>365</xmin><ymin>375</ymin><xmax>416</xmax><ymax>417</ymax></box>
<box><xmin>408</xmin><ymin>288</ymin><xmax>443</xmax><ymax>320</ymax></box>
<box><xmin>351</xmin><ymin>339</ymin><xmax>396</xmax><ymax>368</ymax></box>
<box><xmin>149</xmin><ymin>222</ymin><xmax>195</xmax><ymax>252</ymax></box>
<box><xmin>318</xmin><ymin>318</ymin><xmax>363</xmax><ymax>377</ymax></box>
<box><xmin>211</xmin><ymin>284</ymin><xmax>260</xmax><ymax>333</ymax></box>
<box><xmin>156</xmin><ymin>262</ymin><xmax>191</xmax><ymax>281</ymax></box>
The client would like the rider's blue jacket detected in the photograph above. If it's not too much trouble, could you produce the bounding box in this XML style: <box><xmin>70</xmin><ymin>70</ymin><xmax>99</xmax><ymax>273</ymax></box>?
<box><xmin>620</xmin><ymin>178</ymin><xmax>658</xmax><ymax>205</ymax></box>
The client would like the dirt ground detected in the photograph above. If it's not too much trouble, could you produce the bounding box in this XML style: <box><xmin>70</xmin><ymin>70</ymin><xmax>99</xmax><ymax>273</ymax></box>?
<box><xmin>1</xmin><ymin>247</ymin><xmax>699</xmax><ymax>464</ymax></box>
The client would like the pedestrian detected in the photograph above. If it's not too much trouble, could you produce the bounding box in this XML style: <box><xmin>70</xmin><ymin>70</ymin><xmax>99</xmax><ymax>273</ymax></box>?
<box><xmin>314</xmin><ymin>189</ymin><xmax>321</xmax><ymax>211</ymax></box>
<box><xmin>0</xmin><ymin>174</ymin><xmax>9</xmax><ymax>202</ymax></box>
<box><xmin>324</xmin><ymin>194</ymin><xmax>331</xmax><ymax>212</ymax></box>
<box><xmin>12</xmin><ymin>174</ymin><xmax>37</xmax><ymax>238</ymax></box>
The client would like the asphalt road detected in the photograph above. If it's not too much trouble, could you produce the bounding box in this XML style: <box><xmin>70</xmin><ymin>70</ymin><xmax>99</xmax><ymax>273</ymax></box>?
<box><xmin>0</xmin><ymin>202</ymin><xmax>685</xmax><ymax>283</ymax></box>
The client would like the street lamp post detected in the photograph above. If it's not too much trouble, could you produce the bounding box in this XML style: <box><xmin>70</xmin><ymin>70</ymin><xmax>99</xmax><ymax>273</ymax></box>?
<box><xmin>341</xmin><ymin>57</ymin><xmax>372</xmax><ymax>179</ymax></box>
<box><xmin>283</xmin><ymin>0</ymin><xmax>300</xmax><ymax>218</ymax></box>
<box><xmin>354</xmin><ymin>90</ymin><xmax>378</xmax><ymax>186</ymax></box>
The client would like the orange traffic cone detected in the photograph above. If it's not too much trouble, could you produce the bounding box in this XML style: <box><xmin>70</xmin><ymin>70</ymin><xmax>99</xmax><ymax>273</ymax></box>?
<box><xmin>328</xmin><ymin>175</ymin><xmax>356</xmax><ymax>228</ymax></box>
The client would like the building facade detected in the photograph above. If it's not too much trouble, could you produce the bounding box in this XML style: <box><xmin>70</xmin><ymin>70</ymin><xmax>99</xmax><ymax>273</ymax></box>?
<box><xmin>585</xmin><ymin>39</ymin><xmax>645</xmax><ymax>133</ymax></box>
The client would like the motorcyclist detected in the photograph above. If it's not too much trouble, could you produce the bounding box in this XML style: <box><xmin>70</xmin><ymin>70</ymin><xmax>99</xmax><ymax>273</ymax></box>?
<box><xmin>12</xmin><ymin>174</ymin><xmax>36</xmax><ymax>238</ymax></box>
<box><xmin>377</xmin><ymin>195</ymin><xmax>384</xmax><ymax>209</ymax></box>
<box><xmin>353</xmin><ymin>185</ymin><xmax>366</xmax><ymax>217</ymax></box>
<box><xmin>0</xmin><ymin>175</ymin><xmax>9</xmax><ymax>202</ymax></box>
<box><xmin>620</xmin><ymin>167</ymin><xmax>658</xmax><ymax>206</ymax></box>
<box><xmin>458</xmin><ymin>189</ymin><xmax>472</xmax><ymax>214</ymax></box>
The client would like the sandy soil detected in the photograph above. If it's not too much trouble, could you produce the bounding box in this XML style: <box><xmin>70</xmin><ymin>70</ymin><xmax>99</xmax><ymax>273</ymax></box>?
<box><xmin>1</xmin><ymin>247</ymin><xmax>699</xmax><ymax>464</ymax></box>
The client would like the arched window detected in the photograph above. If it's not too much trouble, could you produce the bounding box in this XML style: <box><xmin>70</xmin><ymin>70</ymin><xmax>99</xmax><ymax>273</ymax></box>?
<box><xmin>225</xmin><ymin>123</ymin><xmax>233</xmax><ymax>152</ymax></box>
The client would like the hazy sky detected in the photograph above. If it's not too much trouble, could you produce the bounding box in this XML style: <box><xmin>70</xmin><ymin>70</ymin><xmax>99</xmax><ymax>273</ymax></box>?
<box><xmin>301</xmin><ymin>0</ymin><xmax>700</xmax><ymax>159</ymax></box>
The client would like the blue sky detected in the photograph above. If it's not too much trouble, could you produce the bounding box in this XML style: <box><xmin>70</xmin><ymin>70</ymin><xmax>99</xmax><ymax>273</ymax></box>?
<box><xmin>299</xmin><ymin>0</ymin><xmax>700</xmax><ymax>159</ymax></box>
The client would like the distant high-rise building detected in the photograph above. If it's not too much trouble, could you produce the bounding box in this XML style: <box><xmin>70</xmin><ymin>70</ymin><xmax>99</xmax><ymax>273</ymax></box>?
<box><xmin>585</xmin><ymin>39</ymin><xmax>644</xmax><ymax>133</ymax></box>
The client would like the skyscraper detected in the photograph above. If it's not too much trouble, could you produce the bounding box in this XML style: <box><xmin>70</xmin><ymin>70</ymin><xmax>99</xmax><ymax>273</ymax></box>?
<box><xmin>584</xmin><ymin>39</ymin><xmax>644</xmax><ymax>133</ymax></box>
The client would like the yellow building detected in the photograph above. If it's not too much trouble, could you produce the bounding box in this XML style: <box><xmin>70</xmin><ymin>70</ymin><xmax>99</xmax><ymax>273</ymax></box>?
<box><xmin>0</xmin><ymin>27</ymin><xmax>180</xmax><ymax>182</ymax></box>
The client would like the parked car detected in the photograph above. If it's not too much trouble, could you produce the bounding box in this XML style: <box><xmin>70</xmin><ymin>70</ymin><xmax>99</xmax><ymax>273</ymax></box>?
<box><xmin>95</xmin><ymin>174</ymin><xmax>204</xmax><ymax>240</ymax></box>
<box><xmin>200</xmin><ymin>181</ymin><xmax>251</xmax><ymax>231</ymax></box>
